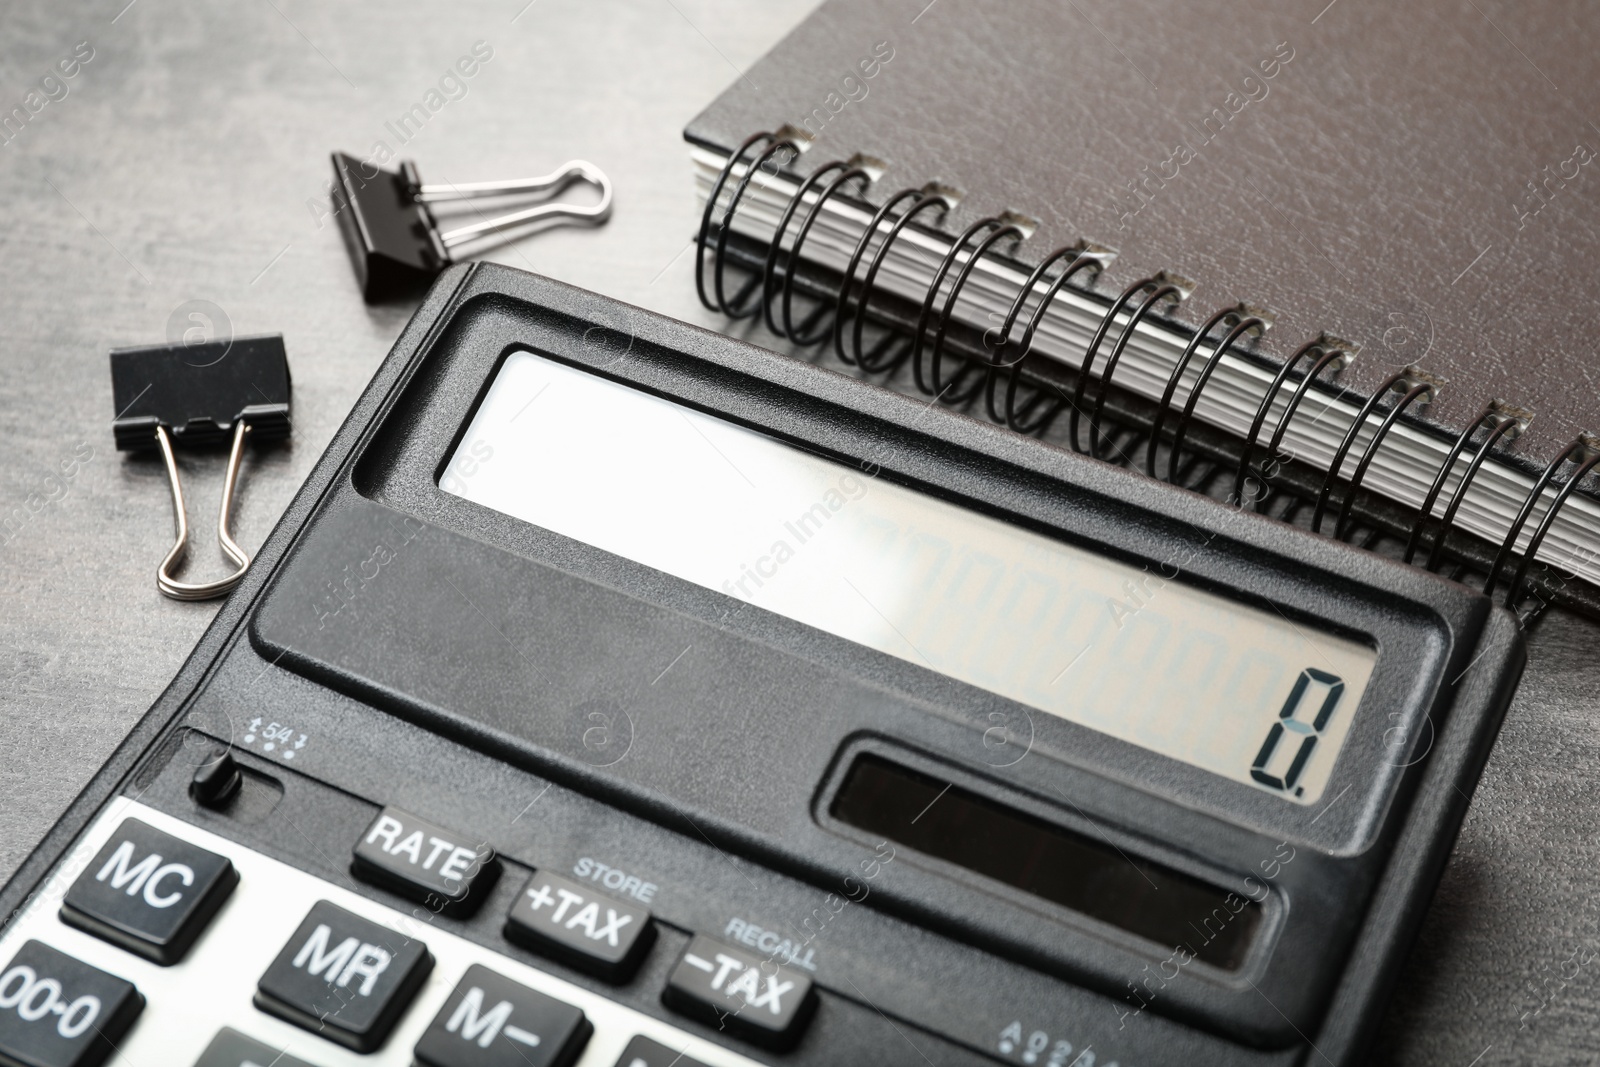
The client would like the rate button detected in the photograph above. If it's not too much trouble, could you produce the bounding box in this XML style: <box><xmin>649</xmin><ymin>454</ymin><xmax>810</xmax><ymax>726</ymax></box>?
<box><xmin>352</xmin><ymin>807</ymin><xmax>499</xmax><ymax>917</ymax></box>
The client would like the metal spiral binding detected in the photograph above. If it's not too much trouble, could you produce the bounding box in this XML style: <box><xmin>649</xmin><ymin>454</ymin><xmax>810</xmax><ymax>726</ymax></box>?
<box><xmin>836</xmin><ymin>186</ymin><xmax>957</xmax><ymax>371</ymax></box>
<box><xmin>1069</xmin><ymin>277</ymin><xmax>1186</xmax><ymax>460</ymax></box>
<box><xmin>697</xmin><ymin>143</ymin><xmax>1600</xmax><ymax>610</ymax></box>
<box><xmin>1233</xmin><ymin>340</ymin><xmax>1354</xmax><ymax>509</ymax></box>
<box><xmin>1149</xmin><ymin>306</ymin><xmax>1269</xmax><ymax>485</ymax></box>
<box><xmin>1405</xmin><ymin>402</ymin><xmax>1529</xmax><ymax>569</ymax></box>
<box><xmin>1488</xmin><ymin>435</ymin><xmax>1600</xmax><ymax>607</ymax></box>
<box><xmin>993</xmin><ymin>248</ymin><xmax>1111</xmax><ymax>434</ymax></box>
<box><xmin>763</xmin><ymin>158</ymin><xmax>877</xmax><ymax>343</ymax></box>
<box><xmin>697</xmin><ymin>131</ymin><xmax>774</xmax><ymax>314</ymax></box>
<box><xmin>1328</xmin><ymin>371</ymin><xmax>1441</xmax><ymax>542</ymax></box>
<box><xmin>711</xmin><ymin>135</ymin><xmax>807</xmax><ymax>318</ymax></box>
<box><xmin>912</xmin><ymin>215</ymin><xmax>1029</xmax><ymax>402</ymax></box>
<box><xmin>1308</xmin><ymin>370</ymin><xmax>1435</xmax><ymax>537</ymax></box>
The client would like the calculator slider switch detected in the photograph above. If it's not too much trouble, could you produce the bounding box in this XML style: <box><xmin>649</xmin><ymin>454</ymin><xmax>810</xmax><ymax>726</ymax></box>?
<box><xmin>0</xmin><ymin>940</ymin><xmax>144</xmax><ymax>1067</ymax></box>
<box><xmin>255</xmin><ymin>900</ymin><xmax>433</xmax><ymax>1053</ymax></box>
<box><xmin>503</xmin><ymin>871</ymin><xmax>654</xmax><ymax>982</ymax></box>
<box><xmin>662</xmin><ymin>934</ymin><xmax>816</xmax><ymax>1051</ymax></box>
<box><xmin>189</xmin><ymin>748</ymin><xmax>243</xmax><ymax>809</ymax></box>
<box><xmin>352</xmin><ymin>807</ymin><xmax>499</xmax><ymax>918</ymax></box>
<box><xmin>59</xmin><ymin>817</ymin><xmax>238</xmax><ymax>966</ymax></box>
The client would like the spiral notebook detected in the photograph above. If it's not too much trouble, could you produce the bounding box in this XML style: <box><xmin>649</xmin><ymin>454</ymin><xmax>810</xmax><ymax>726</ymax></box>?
<box><xmin>682</xmin><ymin>0</ymin><xmax>1600</xmax><ymax>606</ymax></box>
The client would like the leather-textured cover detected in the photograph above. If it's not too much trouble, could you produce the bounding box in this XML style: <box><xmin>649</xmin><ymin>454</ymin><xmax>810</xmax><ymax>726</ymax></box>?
<box><xmin>685</xmin><ymin>0</ymin><xmax>1600</xmax><ymax>465</ymax></box>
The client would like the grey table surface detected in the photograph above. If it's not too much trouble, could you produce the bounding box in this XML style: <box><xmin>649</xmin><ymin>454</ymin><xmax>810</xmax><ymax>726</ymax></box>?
<box><xmin>0</xmin><ymin>1</ymin><xmax>1595</xmax><ymax>1063</ymax></box>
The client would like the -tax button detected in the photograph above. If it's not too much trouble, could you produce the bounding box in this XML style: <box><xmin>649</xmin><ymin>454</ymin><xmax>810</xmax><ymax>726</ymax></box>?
<box><xmin>0</xmin><ymin>940</ymin><xmax>144</xmax><ymax>1067</ymax></box>
<box><xmin>662</xmin><ymin>934</ymin><xmax>815</xmax><ymax>1051</ymax></box>
<box><xmin>352</xmin><ymin>807</ymin><xmax>498</xmax><ymax>917</ymax></box>
<box><xmin>60</xmin><ymin>818</ymin><xmax>238</xmax><ymax>965</ymax></box>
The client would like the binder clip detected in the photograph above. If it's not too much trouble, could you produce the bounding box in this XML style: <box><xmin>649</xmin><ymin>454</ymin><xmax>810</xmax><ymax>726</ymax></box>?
<box><xmin>110</xmin><ymin>334</ymin><xmax>291</xmax><ymax>601</ymax></box>
<box><xmin>330</xmin><ymin>152</ymin><xmax>613</xmax><ymax>302</ymax></box>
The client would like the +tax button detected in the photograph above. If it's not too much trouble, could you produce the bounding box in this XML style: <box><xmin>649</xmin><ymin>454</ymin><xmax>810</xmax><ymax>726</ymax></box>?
<box><xmin>504</xmin><ymin>871</ymin><xmax>654</xmax><ymax>982</ymax></box>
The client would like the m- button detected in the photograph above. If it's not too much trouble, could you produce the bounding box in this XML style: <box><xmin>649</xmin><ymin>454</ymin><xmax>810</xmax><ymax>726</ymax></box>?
<box><xmin>662</xmin><ymin>934</ymin><xmax>815</xmax><ymax>1050</ymax></box>
<box><xmin>60</xmin><ymin>818</ymin><xmax>238</xmax><ymax>965</ymax></box>
<box><xmin>352</xmin><ymin>807</ymin><xmax>499</xmax><ymax>917</ymax></box>
<box><xmin>413</xmin><ymin>964</ymin><xmax>591</xmax><ymax>1067</ymax></box>
<box><xmin>504</xmin><ymin>871</ymin><xmax>654</xmax><ymax>982</ymax></box>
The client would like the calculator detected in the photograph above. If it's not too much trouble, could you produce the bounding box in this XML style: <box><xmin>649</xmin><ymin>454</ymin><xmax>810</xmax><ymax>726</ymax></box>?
<box><xmin>0</xmin><ymin>265</ymin><xmax>1523</xmax><ymax>1066</ymax></box>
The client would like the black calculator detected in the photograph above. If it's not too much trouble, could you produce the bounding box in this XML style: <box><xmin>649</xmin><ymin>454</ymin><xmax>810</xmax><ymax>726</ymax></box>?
<box><xmin>0</xmin><ymin>266</ymin><xmax>1523</xmax><ymax>1066</ymax></box>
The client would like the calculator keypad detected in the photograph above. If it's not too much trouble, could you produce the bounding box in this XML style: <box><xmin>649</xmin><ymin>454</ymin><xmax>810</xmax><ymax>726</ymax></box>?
<box><xmin>59</xmin><ymin>818</ymin><xmax>237</xmax><ymax>966</ymax></box>
<box><xmin>0</xmin><ymin>939</ymin><xmax>144</xmax><ymax>1067</ymax></box>
<box><xmin>0</xmin><ymin>802</ymin><xmax>767</xmax><ymax>1066</ymax></box>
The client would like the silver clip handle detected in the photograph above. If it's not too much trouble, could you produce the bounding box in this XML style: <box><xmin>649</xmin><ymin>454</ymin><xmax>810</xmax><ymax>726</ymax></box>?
<box><xmin>155</xmin><ymin>421</ymin><xmax>252</xmax><ymax>601</ymax></box>
<box><xmin>422</xmin><ymin>161</ymin><xmax>613</xmax><ymax>251</ymax></box>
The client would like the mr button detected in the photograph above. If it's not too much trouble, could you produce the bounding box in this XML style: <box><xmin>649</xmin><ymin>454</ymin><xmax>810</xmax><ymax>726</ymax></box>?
<box><xmin>663</xmin><ymin>935</ymin><xmax>815</xmax><ymax>1050</ymax></box>
<box><xmin>414</xmin><ymin>965</ymin><xmax>590</xmax><ymax>1067</ymax></box>
<box><xmin>353</xmin><ymin>807</ymin><xmax>498</xmax><ymax>917</ymax></box>
<box><xmin>504</xmin><ymin>872</ymin><xmax>653</xmax><ymax>981</ymax></box>
<box><xmin>59</xmin><ymin>818</ymin><xmax>238</xmax><ymax>965</ymax></box>
<box><xmin>255</xmin><ymin>901</ymin><xmax>433</xmax><ymax>1052</ymax></box>
<box><xmin>0</xmin><ymin>941</ymin><xmax>144</xmax><ymax>1067</ymax></box>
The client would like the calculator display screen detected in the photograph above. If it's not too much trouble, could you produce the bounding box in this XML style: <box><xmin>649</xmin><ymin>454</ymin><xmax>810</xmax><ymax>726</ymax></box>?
<box><xmin>443</xmin><ymin>351</ymin><xmax>1376</xmax><ymax>804</ymax></box>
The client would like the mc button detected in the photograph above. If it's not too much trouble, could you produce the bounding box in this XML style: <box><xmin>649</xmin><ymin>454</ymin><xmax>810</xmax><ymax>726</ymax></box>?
<box><xmin>59</xmin><ymin>818</ymin><xmax>238</xmax><ymax>965</ymax></box>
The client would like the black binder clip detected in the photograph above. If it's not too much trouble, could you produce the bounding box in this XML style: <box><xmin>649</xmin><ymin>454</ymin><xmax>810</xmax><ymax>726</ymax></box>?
<box><xmin>110</xmin><ymin>334</ymin><xmax>291</xmax><ymax>601</ymax></box>
<box><xmin>330</xmin><ymin>153</ymin><xmax>613</xmax><ymax>301</ymax></box>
